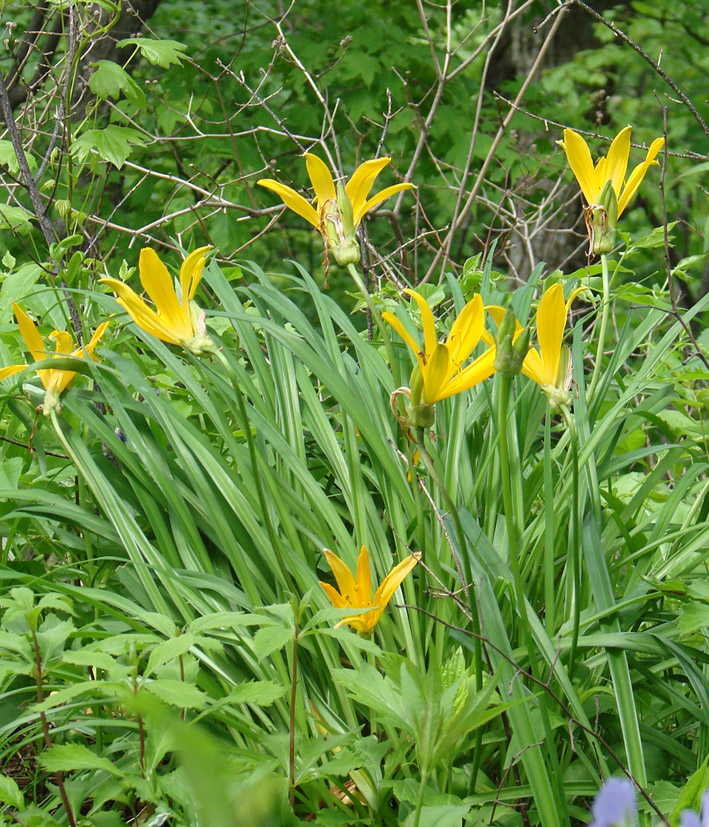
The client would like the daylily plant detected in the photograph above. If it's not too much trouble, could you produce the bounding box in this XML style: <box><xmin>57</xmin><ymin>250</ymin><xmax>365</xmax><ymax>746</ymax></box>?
<box><xmin>521</xmin><ymin>283</ymin><xmax>585</xmax><ymax>410</ymax></box>
<box><xmin>101</xmin><ymin>246</ymin><xmax>213</xmax><ymax>355</ymax></box>
<box><xmin>319</xmin><ymin>546</ymin><xmax>420</xmax><ymax>634</ymax></box>
<box><xmin>0</xmin><ymin>303</ymin><xmax>109</xmax><ymax>414</ymax></box>
<box><xmin>383</xmin><ymin>288</ymin><xmax>496</xmax><ymax>420</ymax></box>
<box><xmin>257</xmin><ymin>154</ymin><xmax>414</xmax><ymax>265</ymax></box>
<box><xmin>558</xmin><ymin>126</ymin><xmax>664</xmax><ymax>217</ymax></box>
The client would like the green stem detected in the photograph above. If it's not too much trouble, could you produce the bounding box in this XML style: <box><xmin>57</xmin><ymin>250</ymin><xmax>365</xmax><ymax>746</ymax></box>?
<box><xmin>346</xmin><ymin>262</ymin><xmax>399</xmax><ymax>385</ymax></box>
<box><xmin>561</xmin><ymin>406</ymin><xmax>581</xmax><ymax>679</ymax></box>
<box><xmin>587</xmin><ymin>253</ymin><xmax>610</xmax><ymax>403</ymax></box>
<box><xmin>412</xmin><ymin>770</ymin><xmax>429</xmax><ymax>827</ymax></box>
<box><xmin>209</xmin><ymin>348</ymin><xmax>297</xmax><ymax>597</ymax></box>
<box><xmin>543</xmin><ymin>411</ymin><xmax>555</xmax><ymax>636</ymax></box>
<box><xmin>414</xmin><ymin>426</ymin><xmax>484</xmax><ymax>792</ymax></box>
<box><xmin>497</xmin><ymin>377</ymin><xmax>569</xmax><ymax>821</ymax></box>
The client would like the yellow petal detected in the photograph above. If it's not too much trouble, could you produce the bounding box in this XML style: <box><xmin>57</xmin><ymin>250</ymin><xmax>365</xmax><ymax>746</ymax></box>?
<box><xmin>535</xmin><ymin>284</ymin><xmax>566</xmax><ymax>387</ymax></box>
<box><xmin>256</xmin><ymin>178</ymin><xmax>320</xmax><ymax>227</ymax></box>
<box><xmin>305</xmin><ymin>154</ymin><xmax>337</xmax><ymax>208</ymax></box>
<box><xmin>404</xmin><ymin>289</ymin><xmax>437</xmax><ymax>360</ymax></box>
<box><xmin>320</xmin><ymin>581</ymin><xmax>347</xmax><ymax>610</ymax></box>
<box><xmin>139</xmin><ymin>249</ymin><xmax>185</xmax><ymax>333</ymax></box>
<box><xmin>558</xmin><ymin>129</ymin><xmax>598</xmax><ymax>205</ymax></box>
<box><xmin>371</xmin><ymin>552</ymin><xmax>421</xmax><ymax>622</ymax></box>
<box><xmin>423</xmin><ymin>342</ymin><xmax>451</xmax><ymax>405</ymax></box>
<box><xmin>382</xmin><ymin>311</ymin><xmax>425</xmax><ymax>368</ymax></box>
<box><xmin>180</xmin><ymin>245</ymin><xmax>212</xmax><ymax>302</ymax></box>
<box><xmin>617</xmin><ymin>136</ymin><xmax>664</xmax><ymax>216</ymax></box>
<box><xmin>13</xmin><ymin>303</ymin><xmax>46</xmax><ymax>363</ymax></box>
<box><xmin>439</xmin><ymin>347</ymin><xmax>496</xmax><ymax>400</ymax></box>
<box><xmin>521</xmin><ymin>347</ymin><xmax>547</xmax><ymax>386</ymax></box>
<box><xmin>100</xmin><ymin>278</ymin><xmax>183</xmax><ymax>344</ymax></box>
<box><xmin>356</xmin><ymin>182</ymin><xmax>415</xmax><ymax>225</ymax></box>
<box><xmin>446</xmin><ymin>294</ymin><xmax>484</xmax><ymax>365</ymax></box>
<box><xmin>51</xmin><ymin>330</ymin><xmax>73</xmax><ymax>357</ymax></box>
<box><xmin>604</xmin><ymin>126</ymin><xmax>632</xmax><ymax>197</ymax></box>
<box><xmin>323</xmin><ymin>549</ymin><xmax>359</xmax><ymax>607</ymax></box>
<box><xmin>345</xmin><ymin>157</ymin><xmax>391</xmax><ymax>220</ymax></box>
<box><xmin>82</xmin><ymin>320</ymin><xmax>111</xmax><ymax>361</ymax></box>
<box><xmin>0</xmin><ymin>364</ymin><xmax>26</xmax><ymax>381</ymax></box>
<box><xmin>334</xmin><ymin>611</ymin><xmax>375</xmax><ymax>634</ymax></box>
<box><xmin>356</xmin><ymin>546</ymin><xmax>372</xmax><ymax>608</ymax></box>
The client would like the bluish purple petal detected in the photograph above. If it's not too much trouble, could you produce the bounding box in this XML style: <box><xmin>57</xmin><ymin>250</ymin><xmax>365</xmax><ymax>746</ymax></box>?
<box><xmin>590</xmin><ymin>778</ymin><xmax>637</xmax><ymax>827</ymax></box>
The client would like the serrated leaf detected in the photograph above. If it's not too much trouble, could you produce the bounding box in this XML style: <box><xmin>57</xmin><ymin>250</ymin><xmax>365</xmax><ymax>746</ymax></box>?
<box><xmin>0</xmin><ymin>772</ymin><xmax>24</xmax><ymax>809</ymax></box>
<box><xmin>89</xmin><ymin>60</ymin><xmax>146</xmax><ymax>108</ymax></box>
<box><xmin>72</xmin><ymin>126</ymin><xmax>147</xmax><ymax>169</ymax></box>
<box><xmin>226</xmin><ymin>680</ymin><xmax>286</xmax><ymax>707</ymax></box>
<box><xmin>118</xmin><ymin>37</ymin><xmax>188</xmax><ymax>68</ymax></box>
<box><xmin>252</xmin><ymin>626</ymin><xmax>293</xmax><ymax>660</ymax></box>
<box><xmin>144</xmin><ymin>679</ymin><xmax>208</xmax><ymax>709</ymax></box>
<box><xmin>40</xmin><ymin>743</ymin><xmax>123</xmax><ymax>776</ymax></box>
<box><xmin>189</xmin><ymin>612</ymin><xmax>261</xmax><ymax>634</ymax></box>
<box><xmin>145</xmin><ymin>633</ymin><xmax>195</xmax><ymax>678</ymax></box>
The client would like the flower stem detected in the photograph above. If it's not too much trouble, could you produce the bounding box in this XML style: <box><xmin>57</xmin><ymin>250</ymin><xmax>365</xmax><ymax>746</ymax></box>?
<box><xmin>587</xmin><ymin>253</ymin><xmax>610</xmax><ymax>403</ymax></box>
<box><xmin>561</xmin><ymin>406</ymin><xmax>581</xmax><ymax>678</ymax></box>
<box><xmin>289</xmin><ymin>617</ymin><xmax>299</xmax><ymax>809</ymax></box>
<box><xmin>210</xmin><ymin>349</ymin><xmax>298</xmax><ymax>597</ymax></box>
<box><xmin>414</xmin><ymin>426</ymin><xmax>484</xmax><ymax>792</ymax></box>
<box><xmin>346</xmin><ymin>262</ymin><xmax>399</xmax><ymax>384</ymax></box>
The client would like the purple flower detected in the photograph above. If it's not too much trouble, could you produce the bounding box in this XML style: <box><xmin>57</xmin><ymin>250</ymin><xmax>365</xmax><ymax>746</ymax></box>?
<box><xmin>590</xmin><ymin>778</ymin><xmax>638</xmax><ymax>827</ymax></box>
<box><xmin>680</xmin><ymin>789</ymin><xmax>709</xmax><ymax>827</ymax></box>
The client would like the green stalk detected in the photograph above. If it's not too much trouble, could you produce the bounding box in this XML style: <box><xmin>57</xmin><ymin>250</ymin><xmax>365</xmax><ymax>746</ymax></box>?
<box><xmin>543</xmin><ymin>411</ymin><xmax>555</xmax><ymax>636</ymax></box>
<box><xmin>561</xmin><ymin>406</ymin><xmax>581</xmax><ymax>678</ymax></box>
<box><xmin>587</xmin><ymin>253</ymin><xmax>610</xmax><ymax>403</ymax></box>
<box><xmin>346</xmin><ymin>262</ymin><xmax>399</xmax><ymax>385</ymax></box>
<box><xmin>414</xmin><ymin>425</ymin><xmax>483</xmax><ymax>792</ymax></box>
<box><xmin>497</xmin><ymin>376</ymin><xmax>568</xmax><ymax>821</ymax></box>
<box><xmin>209</xmin><ymin>349</ymin><xmax>297</xmax><ymax>596</ymax></box>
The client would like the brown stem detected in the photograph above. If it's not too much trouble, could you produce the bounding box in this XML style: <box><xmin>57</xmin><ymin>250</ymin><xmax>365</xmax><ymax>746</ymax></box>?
<box><xmin>31</xmin><ymin>630</ymin><xmax>77</xmax><ymax>827</ymax></box>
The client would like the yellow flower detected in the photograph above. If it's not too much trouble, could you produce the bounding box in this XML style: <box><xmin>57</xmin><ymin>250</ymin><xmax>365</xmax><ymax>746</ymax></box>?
<box><xmin>319</xmin><ymin>546</ymin><xmax>420</xmax><ymax>634</ymax></box>
<box><xmin>0</xmin><ymin>303</ymin><xmax>109</xmax><ymax>413</ymax></box>
<box><xmin>522</xmin><ymin>283</ymin><xmax>585</xmax><ymax>408</ymax></box>
<box><xmin>257</xmin><ymin>154</ymin><xmax>415</xmax><ymax>229</ymax></box>
<box><xmin>100</xmin><ymin>246</ymin><xmax>213</xmax><ymax>354</ymax></box>
<box><xmin>383</xmin><ymin>288</ymin><xmax>496</xmax><ymax>406</ymax></box>
<box><xmin>557</xmin><ymin>126</ymin><xmax>664</xmax><ymax>216</ymax></box>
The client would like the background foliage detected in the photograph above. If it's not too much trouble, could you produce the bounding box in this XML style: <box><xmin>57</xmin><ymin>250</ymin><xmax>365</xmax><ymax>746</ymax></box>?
<box><xmin>0</xmin><ymin>0</ymin><xmax>708</xmax><ymax>825</ymax></box>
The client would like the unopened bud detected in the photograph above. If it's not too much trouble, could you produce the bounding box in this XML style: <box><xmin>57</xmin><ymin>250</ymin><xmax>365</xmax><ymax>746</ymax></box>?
<box><xmin>493</xmin><ymin>304</ymin><xmax>528</xmax><ymax>377</ymax></box>
<box><xmin>587</xmin><ymin>179</ymin><xmax>618</xmax><ymax>255</ymax></box>
<box><xmin>321</xmin><ymin>185</ymin><xmax>361</xmax><ymax>266</ymax></box>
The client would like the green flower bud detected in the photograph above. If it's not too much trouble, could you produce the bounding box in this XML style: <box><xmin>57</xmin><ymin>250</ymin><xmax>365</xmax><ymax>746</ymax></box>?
<box><xmin>588</xmin><ymin>179</ymin><xmax>618</xmax><ymax>255</ymax></box>
<box><xmin>493</xmin><ymin>305</ymin><xmax>529</xmax><ymax>377</ymax></box>
<box><xmin>322</xmin><ymin>184</ymin><xmax>361</xmax><ymax>266</ymax></box>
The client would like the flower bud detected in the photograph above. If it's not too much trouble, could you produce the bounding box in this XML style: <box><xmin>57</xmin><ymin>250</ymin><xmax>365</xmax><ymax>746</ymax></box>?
<box><xmin>322</xmin><ymin>183</ymin><xmax>361</xmax><ymax>266</ymax></box>
<box><xmin>493</xmin><ymin>304</ymin><xmax>529</xmax><ymax>377</ymax></box>
<box><xmin>587</xmin><ymin>179</ymin><xmax>618</xmax><ymax>255</ymax></box>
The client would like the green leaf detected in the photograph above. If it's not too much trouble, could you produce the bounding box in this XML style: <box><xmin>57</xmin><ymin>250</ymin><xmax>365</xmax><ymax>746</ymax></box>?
<box><xmin>225</xmin><ymin>680</ymin><xmax>286</xmax><ymax>707</ymax></box>
<box><xmin>40</xmin><ymin>744</ymin><xmax>123</xmax><ymax>776</ymax></box>
<box><xmin>72</xmin><ymin>126</ymin><xmax>147</xmax><ymax>170</ymax></box>
<box><xmin>144</xmin><ymin>679</ymin><xmax>209</xmax><ymax>709</ymax></box>
<box><xmin>118</xmin><ymin>37</ymin><xmax>188</xmax><ymax>68</ymax></box>
<box><xmin>252</xmin><ymin>626</ymin><xmax>293</xmax><ymax>660</ymax></box>
<box><xmin>89</xmin><ymin>60</ymin><xmax>146</xmax><ymax>108</ymax></box>
<box><xmin>0</xmin><ymin>139</ymin><xmax>37</xmax><ymax>175</ymax></box>
<box><xmin>0</xmin><ymin>772</ymin><xmax>24</xmax><ymax>809</ymax></box>
<box><xmin>0</xmin><ymin>204</ymin><xmax>33</xmax><ymax>233</ymax></box>
<box><xmin>145</xmin><ymin>633</ymin><xmax>195</xmax><ymax>678</ymax></box>
<box><xmin>670</xmin><ymin>755</ymin><xmax>709</xmax><ymax>824</ymax></box>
